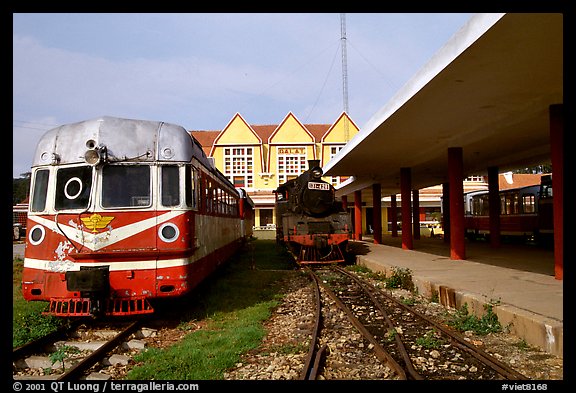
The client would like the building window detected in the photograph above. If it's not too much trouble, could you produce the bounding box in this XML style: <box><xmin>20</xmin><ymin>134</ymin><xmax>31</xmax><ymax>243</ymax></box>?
<box><xmin>465</xmin><ymin>175</ymin><xmax>485</xmax><ymax>182</ymax></box>
<box><xmin>224</xmin><ymin>147</ymin><xmax>253</xmax><ymax>188</ymax></box>
<box><xmin>329</xmin><ymin>145</ymin><xmax>346</xmax><ymax>186</ymax></box>
<box><xmin>277</xmin><ymin>147</ymin><xmax>307</xmax><ymax>185</ymax></box>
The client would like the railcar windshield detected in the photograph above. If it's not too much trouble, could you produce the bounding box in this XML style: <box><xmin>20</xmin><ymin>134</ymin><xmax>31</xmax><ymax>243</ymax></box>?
<box><xmin>30</xmin><ymin>169</ymin><xmax>50</xmax><ymax>212</ymax></box>
<box><xmin>102</xmin><ymin>165</ymin><xmax>151</xmax><ymax>208</ymax></box>
<box><xmin>55</xmin><ymin>166</ymin><xmax>93</xmax><ymax>210</ymax></box>
<box><xmin>161</xmin><ymin>165</ymin><xmax>180</xmax><ymax>207</ymax></box>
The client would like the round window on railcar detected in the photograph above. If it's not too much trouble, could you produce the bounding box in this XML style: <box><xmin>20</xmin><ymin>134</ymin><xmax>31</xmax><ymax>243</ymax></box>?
<box><xmin>159</xmin><ymin>223</ymin><xmax>179</xmax><ymax>243</ymax></box>
<box><xmin>29</xmin><ymin>225</ymin><xmax>46</xmax><ymax>245</ymax></box>
<box><xmin>64</xmin><ymin>177</ymin><xmax>83</xmax><ymax>200</ymax></box>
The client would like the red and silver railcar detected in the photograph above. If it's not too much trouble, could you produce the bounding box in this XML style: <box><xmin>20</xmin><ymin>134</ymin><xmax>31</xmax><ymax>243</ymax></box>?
<box><xmin>22</xmin><ymin>116</ymin><xmax>254</xmax><ymax>317</ymax></box>
<box><xmin>463</xmin><ymin>175</ymin><xmax>553</xmax><ymax>245</ymax></box>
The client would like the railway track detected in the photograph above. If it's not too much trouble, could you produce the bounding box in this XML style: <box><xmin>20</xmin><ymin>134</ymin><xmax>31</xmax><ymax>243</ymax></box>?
<box><xmin>301</xmin><ymin>265</ymin><xmax>528</xmax><ymax>380</ymax></box>
<box><xmin>13</xmin><ymin>319</ymin><xmax>145</xmax><ymax>380</ymax></box>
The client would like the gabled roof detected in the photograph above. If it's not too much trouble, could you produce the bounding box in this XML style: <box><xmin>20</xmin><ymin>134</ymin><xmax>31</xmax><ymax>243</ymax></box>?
<box><xmin>321</xmin><ymin>112</ymin><xmax>359</xmax><ymax>143</ymax></box>
<box><xmin>267</xmin><ymin>112</ymin><xmax>316</xmax><ymax>144</ymax></box>
<box><xmin>189</xmin><ymin>112</ymin><xmax>338</xmax><ymax>154</ymax></box>
<box><xmin>212</xmin><ymin>113</ymin><xmax>263</xmax><ymax>146</ymax></box>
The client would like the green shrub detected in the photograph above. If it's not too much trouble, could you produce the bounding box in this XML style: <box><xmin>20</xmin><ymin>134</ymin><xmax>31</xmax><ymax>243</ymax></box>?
<box><xmin>385</xmin><ymin>267</ymin><xmax>414</xmax><ymax>291</ymax></box>
<box><xmin>448</xmin><ymin>303</ymin><xmax>502</xmax><ymax>335</ymax></box>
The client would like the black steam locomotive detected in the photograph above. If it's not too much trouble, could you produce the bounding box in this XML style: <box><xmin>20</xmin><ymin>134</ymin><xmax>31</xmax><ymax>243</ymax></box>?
<box><xmin>274</xmin><ymin>160</ymin><xmax>351</xmax><ymax>264</ymax></box>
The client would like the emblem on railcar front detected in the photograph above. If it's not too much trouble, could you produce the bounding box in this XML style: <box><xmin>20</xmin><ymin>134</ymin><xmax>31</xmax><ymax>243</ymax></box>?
<box><xmin>81</xmin><ymin>214</ymin><xmax>115</xmax><ymax>233</ymax></box>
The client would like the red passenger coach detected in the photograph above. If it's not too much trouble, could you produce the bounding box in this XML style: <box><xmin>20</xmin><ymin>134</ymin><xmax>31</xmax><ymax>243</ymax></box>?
<box><xmin>21</xmin><ymin>116</ymin><xmax>253</xmax><ymax>317</ymax></box>
<box><xmin>463</xmin><ymin>175</ymin><xmax>553</xmax><ymax>245</ymax></box>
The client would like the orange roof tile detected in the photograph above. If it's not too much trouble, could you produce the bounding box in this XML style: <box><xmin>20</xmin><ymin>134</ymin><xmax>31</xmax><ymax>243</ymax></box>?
<box><xmin>499</xmin><ymin>173</ymin><xmax>547</xmax><ymax>190</ymax></box>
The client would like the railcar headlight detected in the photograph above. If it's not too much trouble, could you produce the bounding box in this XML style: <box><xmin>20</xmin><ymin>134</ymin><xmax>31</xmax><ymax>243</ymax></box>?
<box><xmin>311</xmin><ymin>168</ymin><xmax>323</xmax><ymax>179</ymax></box>
<box><xmin>84</xmin><ymin>141</ymin><xmax>108</xmax><ymax>166</ymax></box>
<box><xmin>159</xmin><ymin>223</ymin><xmax>180</xmax><ymax>243</ymax></box>
<box><xmin>84</xmin><ymin>149</ymin><xmax>100</xmax><ymax>165</ymax></box>
<box><xmin>29</xmin><ymin>225</ymin><xmax>46</xmax><ymax>245</ymax></box>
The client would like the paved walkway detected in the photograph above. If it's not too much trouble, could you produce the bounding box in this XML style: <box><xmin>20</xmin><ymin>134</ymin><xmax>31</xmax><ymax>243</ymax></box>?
<box><xmin>350</xmin><ymin>235</ymin><xmax>563</xmax><ymax>357</ymax></box>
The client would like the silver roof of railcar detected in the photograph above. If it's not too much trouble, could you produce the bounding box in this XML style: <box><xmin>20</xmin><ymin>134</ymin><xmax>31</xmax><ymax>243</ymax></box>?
<box><xmin>32</xmin><ymin>116</ymin><xmax>211</xmax><ymax>168</ymax></box>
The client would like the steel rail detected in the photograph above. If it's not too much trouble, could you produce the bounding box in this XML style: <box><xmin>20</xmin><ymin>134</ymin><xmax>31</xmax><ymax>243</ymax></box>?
<box><xmin>310</xmin><ymin>268</ymin><xmax>408</xmax><ymax>380</ymax></box>
<box><xmin>335</xmin><ymin>266</ymin><xmax>423</xmax><ymax>380</ymax></box>
<box><xmin>300</xmin><ymin>269</ymin><xmax>324</xmax><ymax>380</ymax></box>
<box><xmin>57</xmin><ymin>320</ymin><xmax>142</xmax><ymax>381</ymax></box>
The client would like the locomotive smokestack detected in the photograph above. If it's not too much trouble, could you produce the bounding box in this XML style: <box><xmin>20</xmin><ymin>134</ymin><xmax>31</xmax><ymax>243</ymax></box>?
<box><xmin>308</xmin><ymin>159</ymin><xmax>320</xmax><ymax>169</ymax></box>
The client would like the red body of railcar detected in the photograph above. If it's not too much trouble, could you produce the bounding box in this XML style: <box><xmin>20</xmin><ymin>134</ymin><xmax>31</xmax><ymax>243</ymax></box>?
<box><xmin>21</xmin><ymin>117</ymin><xmax>254</xmax><ymax>317</ymax></box>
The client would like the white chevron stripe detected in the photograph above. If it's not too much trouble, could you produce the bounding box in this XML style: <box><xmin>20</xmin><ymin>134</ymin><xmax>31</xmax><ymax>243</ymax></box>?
<box><xmin>28</xmin><ymin>211</ymin><xmax>185</xmax><ymax>251</ymax></box>
<box><xmin>24</xmin><ymin>257</ymin><xmax>188</xmax><ymax>271</ymax></box>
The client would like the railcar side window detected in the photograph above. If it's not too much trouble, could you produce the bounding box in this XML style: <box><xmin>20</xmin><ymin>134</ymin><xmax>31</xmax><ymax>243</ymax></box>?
<box><xmin>102</xmin><ymin>165</ymin><xmax>150</xmax><ymax>208</ymax></box>
<box><xmin>161</xmin><ymin>165</ymin><xmax>180</xmax><ymax>207</ymax></box>
<box><xmin>522</xmin><ymin>194</ymin><xmax>535</xmax><ymax>213</ymax></box>
<box><xmin>55</xmin><ymin>166</ymin><xmax>92</xmax><ymax>210</ymax></box>
<box><xmin>185</xmin><ymin>165</ymin><xmax>198</xmax><ymax>209</ymax></box>
<box><xmin>31</xmin><ymin>169</ymin><xmax>50</xmax><ymax>212</ymax></box>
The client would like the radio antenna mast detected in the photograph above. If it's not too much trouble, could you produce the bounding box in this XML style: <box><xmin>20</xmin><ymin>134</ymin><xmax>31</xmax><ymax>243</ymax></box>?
<box><xmin>340</xmin><ymin>13</ymin><xmax>350</xmax><ymax>141</ymax></box>
<box><xmin>340</xmin><ymin>13</ymin><xmax>349</xmax><ymax>114</ymax></box>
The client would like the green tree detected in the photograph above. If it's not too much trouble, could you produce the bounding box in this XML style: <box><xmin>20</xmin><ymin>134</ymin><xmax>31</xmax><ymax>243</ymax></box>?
<box><xmin>13</xmin><ymin>172</ymin><xmax>31</xmax><ymax>205</ymax></box>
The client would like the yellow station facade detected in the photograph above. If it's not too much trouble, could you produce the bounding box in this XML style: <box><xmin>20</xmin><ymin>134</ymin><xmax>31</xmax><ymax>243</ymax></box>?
<box><xmin>192</xmin><ymin>111</ymin><xmax>359</xmax><ymax>229</ymax></box>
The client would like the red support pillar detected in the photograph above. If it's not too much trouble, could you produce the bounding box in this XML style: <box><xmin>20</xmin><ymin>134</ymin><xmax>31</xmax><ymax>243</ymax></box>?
<box><xmin>549</xmin><ymin>104</ymin><xmax>563</xmax><ymax>280</ymax></box>
<box><xmin>448</xmin><ymin>147</ymin><xmax>465</xmax><ymax>260</ymax></box>
<box><xmin>391</xmin><ymin>195</ymin><xmax>398</xmax><ymax>237</ymax></box>
<box><xmin>354</xmin><ymin>190</ymin><xmax>362</xmax><ymax>241</ymax></box>
<box><xmin>488</xmin><ymin>166</ymin><xmax>501</xmax><ymax>248</ymax></box>
<box><xmin>341</xmin><ymin>195</ymin><xmax>349</xmax><ymax>235</ymax></box>
<box><xmin>412</xmin><ymin>189</ymin><xmax>420</xmax><ymax>240</ymax></box>
<box><xmin>372</xmin><ymin>183</ymin><xmax>382</xmax><ymax>244</ymax></box>
<box><xmin>400</xmin><ymin>168</ymin><xmax>413</xmax><ymax>250</ymax></box>
<box><xmin>442</xmin><ymin>183</ymin><xmax>450</xmax><ymax>244</ymax></box>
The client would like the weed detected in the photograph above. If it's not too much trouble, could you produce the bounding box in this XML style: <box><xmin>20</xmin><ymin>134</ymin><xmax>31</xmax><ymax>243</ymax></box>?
<box><xmin>514</xmin><ymin>339</ymin><xmax>532</xmax><ymax>351</ymax></box>
<box><xmin>400</xmin><ymin>296</ymin><xmax>418</xmax><ymax>306</ymax></box>
<box><xmin>430</xmin><ymin>289</ymin><xmax>439</xmax><ymax>303</ymax></box>
<box><xmin>385</xmin><ymin>267</ymin><xmax>414</xmax><ymax>292</ymax></box>
<box><xmin>346</xmin><ymin>264</ymin><xmax>371</xmax><ymax>274</ymax></box>
<box><xmin>384</xmin><ymin>328</ymin><xmax>397</xmax><ymax>343</ymax></box>
<box><xmin>267</xmin><ymin>342</ymin><xmax>307</xmax><ymax>356</ymax></box>
<box><xmin>50</xmin><ymin>345</ymin><xmax>80</xmax><ymax>371</ymax></box>
<box><xmin>415</xmin><ymin>330</ymin><xmax>444</xmax><ymax>349</ymax></box>
<box><xmin>448</xmin><ymin>303</ymin><xmax>502</xmax><ymax>335</ymax></box>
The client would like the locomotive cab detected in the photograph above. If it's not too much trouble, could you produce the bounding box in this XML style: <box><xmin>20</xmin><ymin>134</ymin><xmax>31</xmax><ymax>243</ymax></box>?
<box><xmin>275</xmin><ymin>160</ymin><xmax>351</xmax><ymax>264</ymax></box>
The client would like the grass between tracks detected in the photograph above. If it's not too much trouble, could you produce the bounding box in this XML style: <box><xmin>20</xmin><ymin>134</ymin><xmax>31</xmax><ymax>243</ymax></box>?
<box><xmin>13</xmin><ymin>257</ymin><xmax>66</xmax><ymax>347</ymax></box>
<box><xmin>127</xmin><ymin>237</ymin><xmax>296</xmax><ymax>380</ymax></box>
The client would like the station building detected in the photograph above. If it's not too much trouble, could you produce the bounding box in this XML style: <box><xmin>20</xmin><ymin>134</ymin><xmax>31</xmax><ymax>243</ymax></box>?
<box><xmin>191</xmin><ymin>111</ymin><xmax>359</xmax><ymax>229</ymax></box>
<box><xmin>190</xmin><ymin>111</ymin><xmax>491</xmax><ymax>234</ymax></box>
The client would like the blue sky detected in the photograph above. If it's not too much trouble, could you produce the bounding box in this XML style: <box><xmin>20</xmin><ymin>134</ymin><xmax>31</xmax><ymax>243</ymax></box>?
<box><xmin>13</xmin><ymin>13</ymin><xmax>474</xmax><ymax>177</ymax></box>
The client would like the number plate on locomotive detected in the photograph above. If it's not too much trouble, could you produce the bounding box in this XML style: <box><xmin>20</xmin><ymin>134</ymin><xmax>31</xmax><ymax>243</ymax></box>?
<box><xmin>308</xmin><ymin>182</ymin><xmax>330</xmax><ymax>191</ymax></box>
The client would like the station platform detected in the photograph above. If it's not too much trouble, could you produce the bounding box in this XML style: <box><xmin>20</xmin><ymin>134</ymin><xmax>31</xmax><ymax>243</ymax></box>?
<box><xmin>350</xmin><ymin>235</ymin><xmax>563</xmax><ymax>357</ymax></box>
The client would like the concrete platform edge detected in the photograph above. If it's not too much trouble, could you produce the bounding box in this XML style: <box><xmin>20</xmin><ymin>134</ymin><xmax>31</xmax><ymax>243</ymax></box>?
<box><xmin>356</xmin><ymin>255</ymin><xmax>563</xmax><ymax>357</ymax></box>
